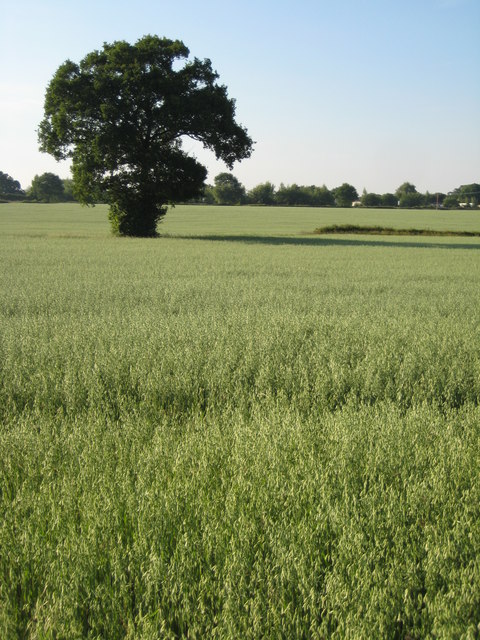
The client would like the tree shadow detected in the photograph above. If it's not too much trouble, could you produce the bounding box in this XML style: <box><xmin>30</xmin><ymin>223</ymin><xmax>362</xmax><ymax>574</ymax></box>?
<box><xmin>169</xmin><ymin>234</ymin><xmax>480</xmax><ymax>250</ymax></box>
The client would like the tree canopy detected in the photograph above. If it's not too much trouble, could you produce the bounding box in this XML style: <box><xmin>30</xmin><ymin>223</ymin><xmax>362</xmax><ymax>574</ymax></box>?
<box><xmin>212</xmin><ymin>172</ymin><xmax>246</xmax><ymax>205</ymax></box>
<box><xmin>197</xmin><ymin>178</ymin><xmax>473</xmax><ymax>209</ymax></box>
<box><xmin>38</xmin><ymin>35</ymin><xmax>253</xmax><ymax>236</ymax></box>
<box><xmin>333</xmin><ymin>183</ymin><xmax>358</xmax><ymax>207</ymax></box>
<box><xmin>247</xmin><ymin>181</ymin><xmax>276</xmax><ymax>206</ymax></box>
<box><xmin>360</xmin><ymin>190</ymin><xmax>382</xmax><ymax>207</ymax></box>
<box><xmin>0</xmin><ymin>171</ymin><xmax>24</xmax><ymax>197</ymax></box>
<box><xmin>29</xmin><ymin>172</ymin><xmax>65</xmax><ymax>203</ymax></box>
<box><xmin>395</xmin><ymin>182</ymin><xmax>417</xmax><ymax>198</ymax></box>
<box><xmin>454</xmin><ymin>183</ymin><xmax>480</xmax><ymax>206</ymax></box>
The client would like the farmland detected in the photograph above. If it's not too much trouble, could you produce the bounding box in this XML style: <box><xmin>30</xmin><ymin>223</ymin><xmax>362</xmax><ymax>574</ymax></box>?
<box><xmin>1</xmin><ymin>203</ymin><xmax>480</xmax><ymax>638</ymax></box>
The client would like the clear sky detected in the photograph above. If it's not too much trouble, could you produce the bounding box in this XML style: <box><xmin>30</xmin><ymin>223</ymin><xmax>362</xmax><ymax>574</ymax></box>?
<box><xmin>1</xmin><ymin>0</ymin><xmax>479</xmax><ymax>194</ymax></box>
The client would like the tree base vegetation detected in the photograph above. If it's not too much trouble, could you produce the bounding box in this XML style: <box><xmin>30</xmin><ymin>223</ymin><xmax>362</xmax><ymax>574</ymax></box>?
<box><xmin>107</xmin><ymin>201</ymin><xmax>168</xmax><ymax>237</ymax></box>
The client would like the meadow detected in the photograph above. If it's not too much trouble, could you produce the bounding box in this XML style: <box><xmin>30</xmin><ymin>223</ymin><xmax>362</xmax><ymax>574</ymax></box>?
<box><xmin>1</xmin><ymin>203</ymin><xmax>479</xmax><ymax>639</ymax></box>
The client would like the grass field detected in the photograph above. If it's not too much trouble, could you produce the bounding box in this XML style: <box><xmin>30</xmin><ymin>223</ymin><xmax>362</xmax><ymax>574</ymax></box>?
<box><xmin>1</xmin><ymin>203</ymin><xmax>479</xmax><ymax>638</ymax></box>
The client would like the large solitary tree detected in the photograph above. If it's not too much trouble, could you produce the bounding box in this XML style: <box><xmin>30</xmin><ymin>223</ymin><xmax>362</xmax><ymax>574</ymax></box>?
<box><xmin>38</xmin><ymin>35</ymin><xmax>253</xmax><ymax>236</ymax></box>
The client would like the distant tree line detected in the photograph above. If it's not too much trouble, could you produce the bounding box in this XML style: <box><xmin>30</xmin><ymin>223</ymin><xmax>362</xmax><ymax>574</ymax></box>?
<box><xmin>202</xmin><ymin>174</ymin><xmax>360</xmax><ymax>207</ymax></box>
<box><xmin>1</xmin><ymin>170</ymin><xmax>479</xmax><ymax>210</ymax></box>
<box><xmin>201</xmin><ymin>174</ymin><xmax>480</xmax><ymax>209</ymax></box>
<box><xmin>0</xmin><ymin>171</ymin><xmax>77</xmax><ymax>203</ymax></box>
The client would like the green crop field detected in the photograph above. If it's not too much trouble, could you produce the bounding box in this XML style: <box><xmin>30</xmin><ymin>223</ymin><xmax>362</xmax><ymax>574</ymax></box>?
<box><xmin>1</xmin><ymin>203</ymin><xmax>479</xmax><ymax>639</ymax></box>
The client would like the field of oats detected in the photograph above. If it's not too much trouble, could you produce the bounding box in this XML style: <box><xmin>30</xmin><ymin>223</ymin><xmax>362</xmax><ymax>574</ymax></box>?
<box><xmin>1</xmin><ymin>203</ymin><xmax>479</xmax><ymax>639</ymax></box>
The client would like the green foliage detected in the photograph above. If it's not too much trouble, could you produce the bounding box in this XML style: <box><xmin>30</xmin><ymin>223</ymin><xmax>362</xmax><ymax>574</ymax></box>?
<box><xmin>361</xmin><ymin>191</ymin><xmax>382</xmax><ymax>207</ymax></box>
<box><xmin>201</xmin><ymin>184</ymin><xmax>216</xmax><ymax>204</ymax></box>
<box><xmin>275</xmin><ymin>183</ymin><xmax>311</xmax><ymax>206</ymax></box>
<box><xmin>38</xmin><ymin>35</ymin><xmax>253</xmax><ymax>236</ymax></box>
<box><xmin>381</xmin><ymin>192</ymin><xmax>398</xmax><ymax>207</ymax></box>
<box><xmin>453</xmin><ymin>183</ymin><xmax>480</xmax><ymax>207</ymax></box>
<box><xmin>1</xmin><ymin>204</ymin><xmax>480</xmax><ymax>638</ymax></box>
<box><xmin>309</xmin><ymin>184</ymin><xmax>335</xmax><ymax>206</ymax></box>
<box><xmin>28</xmin><ymin>172</ymin><xmax>65</xmax><ymax>203</ymax></box>
<box><xmin>213</xmin><ymin>172</ymin><xmax>246</xmax><ymax>205</ymax></box>
<box><xmin>423</xmin><ymin>191</ymin><xmax>446</xmax><ymax>207</ymax></box>
<box><xmin>443</xmin><ymin>194</ymin><xmax>461</xmax><ymax>209</ymax></box>
<box><xmin>203</xmin><ymin>181</ymin><xmax>476</xmax><ymax>210</ymax></box>
<box><xmin>274</xmin><ymin>183</ymin><xmax>335</xmax><ymax>207</ymax></box>
<box><xmin>333</xmin><ymin>182</ymin><xmax>359</xmax><ymax>207</ymax></box>
<box><xmin>398</xmin><ymin>191</ymin><xmax>425</xmax><ymax>208</ymax></box>
<box><xmin>395</xmin><ymin>181</ymin><xmax>418</xmax><ymax>198</ymax></box>
<box><xmin>0</xmin><ymin>171</ymin><xmax>24</xmax><ymax>197</ymax></box>
<box><xmin>61</xmin><ymin>178</ymin><xmax>77</xmax><ymax>202</ymax></box>
<box><xmin>196</xmin><ymin>180</ymin><xmax>476</xmax><ymax>210</ymax></box>
<box><xmin>247</xmin><ymin>181</ymin><xmax>276</xmax><ymax>205</ymax></box>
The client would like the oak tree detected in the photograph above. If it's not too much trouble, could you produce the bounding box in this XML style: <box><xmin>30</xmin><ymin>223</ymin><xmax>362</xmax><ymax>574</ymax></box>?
<box><xmin>38</xmin><ymin>36</ymin><xmax>253</xmax><ymax>236</ymax></box>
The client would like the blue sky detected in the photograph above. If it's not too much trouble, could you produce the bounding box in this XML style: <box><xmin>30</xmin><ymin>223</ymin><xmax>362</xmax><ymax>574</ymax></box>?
<box><xmin>1</xmin><ymin>0</ymin><xmax>479</xmax><ymax>193</ymax></box>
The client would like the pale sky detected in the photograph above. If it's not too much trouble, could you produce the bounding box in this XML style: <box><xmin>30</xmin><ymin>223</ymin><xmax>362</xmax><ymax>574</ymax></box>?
<box><xmin>1</xmin><ymin>0</ymin><xmax>479</xmax><ymax>194</ymax></box>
